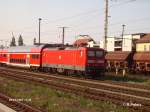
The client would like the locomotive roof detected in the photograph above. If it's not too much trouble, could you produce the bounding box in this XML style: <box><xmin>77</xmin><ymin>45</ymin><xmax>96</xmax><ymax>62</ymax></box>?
<box><xmin>45</xmin><ymin>47</ymin><xmax>104</xmax><ymax>50</ymax></box>
<box><xmin>6</xmin><ymin>45</ymin><xmax>45</xmax><ymax>53</ymax></box>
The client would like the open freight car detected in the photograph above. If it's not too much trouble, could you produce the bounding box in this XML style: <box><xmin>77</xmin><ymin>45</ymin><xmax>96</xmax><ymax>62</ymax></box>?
<box><xmin>133</xmin><ymin>52</ymin><xmax>150</xmax><ymax>73</ymax></box>
<box><xmin>105</xmin><ymin>51</ymin><xmax>133</xmax><ymax>72</ymax></box>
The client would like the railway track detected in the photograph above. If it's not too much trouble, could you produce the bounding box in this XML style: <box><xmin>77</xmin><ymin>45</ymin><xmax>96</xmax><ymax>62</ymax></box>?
<box><xmin>0</xmin><ymin>92</ymin><xmax>42</xmax><ymax>112</ymax></box>
<box><xmin>0</xmin><ymin>67</ymin><xmax>150</xmax><ymax>112</ymax></box>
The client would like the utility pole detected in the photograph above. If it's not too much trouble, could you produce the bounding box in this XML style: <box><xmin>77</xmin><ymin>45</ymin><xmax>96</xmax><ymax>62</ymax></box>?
<box><xmin>104</xmin><ymin>0</ymin><xmax>109</xmax><ymax>50</ymax></box>
<box><xmin>121</xmin><ymin>24</ymin><xmax>126</xmax><ymax>51</ymax></box>
<box><xmin>38</xmin><ymin>18</ymin><xmax>42</xmax><ymax>45</ymax></box>
<box><xmin>59</xmin><ymin>27</ymin><xmax>68</xmax><ymax>46</ymax></box>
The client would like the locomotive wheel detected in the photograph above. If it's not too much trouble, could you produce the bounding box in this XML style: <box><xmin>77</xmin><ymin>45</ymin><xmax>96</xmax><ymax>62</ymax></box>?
<box><xmin>43</xmin><ymin>67</ymin><xmax>49</xmax><ymax>72</ymax></box>
<box><xmin>52</xmin><ymin>68</ymin><xmax>57</xmax><ymax>73</ymax></box>
<box><xmin>77</xmin><ymin>71</ymin><xmax>85</xmax><ymax>77</ymax></box>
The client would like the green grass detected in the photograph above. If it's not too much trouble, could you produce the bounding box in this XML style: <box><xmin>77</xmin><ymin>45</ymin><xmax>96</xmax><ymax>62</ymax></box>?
<box><xmin>101</xmin><ymin>72</ymin><xmax>150</xmax><ymax>85</ymax></box>
<box><xmin>0</xmin><ymin>76</ymin><xmax>129</xmax><ymax>112</ymax></box>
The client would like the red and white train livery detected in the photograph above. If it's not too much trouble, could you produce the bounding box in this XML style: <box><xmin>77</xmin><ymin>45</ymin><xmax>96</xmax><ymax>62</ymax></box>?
<box><xmin>0</xmin><ymin>44</ymin><xmax>105</xmax><ymax>76</ymax></box>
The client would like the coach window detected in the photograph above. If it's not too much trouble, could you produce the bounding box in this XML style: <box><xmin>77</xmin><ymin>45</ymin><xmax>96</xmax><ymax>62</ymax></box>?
<box><xmin>32</xmin><ymin>54</ymin><xmax>39</xmax><ymax>59</ymax></box>
<box><xmin>37</xmin><ymin>55</ymin><xmax>39</xmax><ymax>59</ymax></box>
<box><xmin>22</xmin><ymin>59</ymin><xmax>24</xmax><ymax>64</ymax></box>
<box><xmin>32</xmin><ymin>55</ymin><xmax>34</xmax><ymax>59</ymax></box>
<box><xmin>23</xmin><ymin>59</ymin><xmax>25</xmax><ymax>64</ymax></box>
<box><xmin>19</xmin><ymin>59</ymin><xmax>21</xmax><ymax>63</ymax></box>
<box><xmin>21</xmin><ymin>59</ymin><xmax>23</xmax><ymax>63</ymax></box>
<box><xmin>22</xmin><ymin>59</ymin><xmax>25</xmax><ymax>64</ymax></box>
<box><xmin>3</xmin><ymin>54</ymin><xmax>6</xmax><ymax>57</ymax></box>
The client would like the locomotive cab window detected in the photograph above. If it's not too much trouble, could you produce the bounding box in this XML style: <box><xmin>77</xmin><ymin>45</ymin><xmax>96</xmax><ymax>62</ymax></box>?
<box><xmin>88</xmin><ymin>51</ymin><xmax>95</xmax><ymax>57</ymax></box>
<box><xmin>96</xmin><ymin>51</ymin><xmax>103</xmax><ymax>58</ymax></box>
<box><xmin>87</xmin><ymin>50</ymin><xmax>103</xmax><ymax>58</ymax></box>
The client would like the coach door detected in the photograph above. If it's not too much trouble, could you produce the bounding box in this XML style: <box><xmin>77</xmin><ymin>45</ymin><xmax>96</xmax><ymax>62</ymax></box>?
<box><xmin>26</xmin><ymin>54</ymin><xmax>30</xmax><ymax>65</ymax></box>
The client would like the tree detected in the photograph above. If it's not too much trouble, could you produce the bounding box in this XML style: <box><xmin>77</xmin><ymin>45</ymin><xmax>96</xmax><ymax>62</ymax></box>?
<box><xmin>0</xmin><ymin>45</ymin><xmax>4</xmax><ymax>49</ymax></box>
<box><xmin>33</xmin><ymin>38</ymin><xmax>36</xmax><ymax>45</ymax></box>
<box><xmin>18</xmin><ymin>35</ymin><xmax>24</xmax><ymax>46</ymax></box>
<box><xmin>10</xmin><ymin>36</ymin><xmax>16</xmax><ymax>47</ymax></box>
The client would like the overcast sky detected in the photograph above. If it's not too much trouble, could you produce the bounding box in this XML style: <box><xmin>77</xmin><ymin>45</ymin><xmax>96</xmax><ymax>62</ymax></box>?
<box><xmin>0</xmin><ymin>0</ymin><xmax>150</xmax><ymax>45</ymax></box>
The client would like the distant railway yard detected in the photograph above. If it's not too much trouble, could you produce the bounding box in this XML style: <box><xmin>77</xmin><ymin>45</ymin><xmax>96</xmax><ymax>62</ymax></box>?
<box><xmin>0</xmin><ymin>66</ymin><xmax>150</xmax><ymax>112</ymax></box>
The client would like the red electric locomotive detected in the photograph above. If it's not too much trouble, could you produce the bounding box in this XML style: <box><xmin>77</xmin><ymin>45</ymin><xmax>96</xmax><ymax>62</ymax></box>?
<box><xmin>42</xmin><ymin>47</ymin><xmax>105</xmax><ymax>76</ymax></box>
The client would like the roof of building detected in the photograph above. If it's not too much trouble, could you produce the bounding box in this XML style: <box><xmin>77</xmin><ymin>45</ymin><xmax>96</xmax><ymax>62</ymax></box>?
<box><xmin>73</xmin><ymin>38</ymin><xmax>95</xmax><ymax>46</ymax></box>
<box><xmin>136</xmin><ymin>33</ymin><xmax>150</xmax><ymax>43</ymax></box>
<box><xmin>105</xmin><ymin>51</ymin><xmax>131</xmax><ymax>61</ymax></box>
<box><xmin>133</xmin><ymin>52</ymin><xmax>150</xmax><ymax>62</ymax></box>
<box><xmin>122</xmin><ymin>33</ymin><xmax>146</xmax><ymax>36</ymax></box>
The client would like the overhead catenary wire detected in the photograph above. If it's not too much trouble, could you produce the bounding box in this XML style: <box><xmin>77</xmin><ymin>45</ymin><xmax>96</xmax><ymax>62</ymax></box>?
<box><xmin>2</xmin><ymin>0</ymin><xmax>146</xmax><ymax>45</ymax></box>
<box><xmin>9</xmin><ymin>0</ymin><xmax>137</xmax><ymax>33</ymax></box>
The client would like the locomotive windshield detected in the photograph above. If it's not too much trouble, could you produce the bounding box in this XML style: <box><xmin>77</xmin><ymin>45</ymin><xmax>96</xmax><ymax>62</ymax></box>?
<box><xmin>87</xmin><ymin>50</ymin><xmax>103</xmax><ymax>58</ymax></box>
<box><xmin>96</xmin><ymin>51</ymin><xmax>103</xmax><ymax>58</ymax></box>
<box><xmin>88</xmin><ymin>51</ymin><xmax>95</xmax><ymax>57</ymax></box>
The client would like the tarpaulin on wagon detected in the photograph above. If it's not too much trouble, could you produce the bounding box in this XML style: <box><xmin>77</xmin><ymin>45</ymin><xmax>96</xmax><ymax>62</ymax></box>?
<box><xmin>133</xmin><ymin>52</ymin><xmax>150</xmax><ymax>62</ymax></box>
<box><xmin>105</xmin><ymin>51</ymin><xmax>131</xmax><ymax>61</ymax></box>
